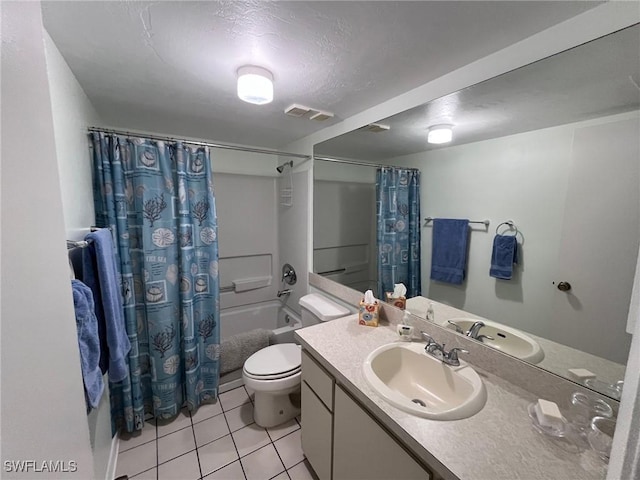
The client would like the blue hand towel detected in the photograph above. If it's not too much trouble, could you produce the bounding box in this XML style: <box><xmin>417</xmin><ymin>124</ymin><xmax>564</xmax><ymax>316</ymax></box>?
<box><xmin>72</xmin><ymin>279</ymin><xmax>104</xmax><ymax>409</ymax></box>
<box><xmin>430</xmin><ymin>219</ymin><xmax>470</xmax><ymax>285</ymax></box>
<box><xmin>82</xmin><ymin>229</ymin><xmax>131</xmax><ymax>382</ymax></box>
<box><xmin>490</xmin><ymin>234</ymin><xmax>518</xmax><ymax>280</ymax></box>
<box><xmin>79</xmin><ymin>244</ymin><xmax>109</xmax><ymax>375</ymax></box>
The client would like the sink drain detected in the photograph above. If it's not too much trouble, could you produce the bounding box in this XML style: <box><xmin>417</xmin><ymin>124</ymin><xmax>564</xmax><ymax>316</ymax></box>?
<box><xmin>411</xmin><ymin>399</ymin><xmax>426</xmax><ymax>407</ymax></box>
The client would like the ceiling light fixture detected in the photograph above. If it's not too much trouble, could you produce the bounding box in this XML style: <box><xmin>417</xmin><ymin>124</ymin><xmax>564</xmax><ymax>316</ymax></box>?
<box><xmin>427</xmin><ymin>124</ymin><xmax>453</xmax><ymax>144</ymax></box>
<box><xmin>237</xmin><ymin>66</ymin><xmax>273</xmax><ymax>105</ymax></box>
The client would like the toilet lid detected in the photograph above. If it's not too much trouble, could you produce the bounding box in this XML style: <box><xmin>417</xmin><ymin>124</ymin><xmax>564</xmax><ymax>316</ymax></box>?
<box><xmin>244</xmin><ymin>343</ymin><xmax>301</xmax><ymax>377</ymax></box>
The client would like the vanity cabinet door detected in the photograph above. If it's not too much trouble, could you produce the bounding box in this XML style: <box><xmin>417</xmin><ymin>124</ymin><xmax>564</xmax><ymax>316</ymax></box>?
<box><xmin>301</xmin><ymin>381</ymin><xmax>333</xmax><ymax>480</ymax></box>
<box><xmin>333</xmin><ymin>385</ymin><xmax>431</xmax><ymax>480</ymax></box>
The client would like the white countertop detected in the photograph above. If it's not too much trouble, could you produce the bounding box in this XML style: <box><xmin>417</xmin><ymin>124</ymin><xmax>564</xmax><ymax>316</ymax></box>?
<box><xmin>296</xmin><ymin>314</ymin><xmax>608</xmax><ymax>480</ymax></box>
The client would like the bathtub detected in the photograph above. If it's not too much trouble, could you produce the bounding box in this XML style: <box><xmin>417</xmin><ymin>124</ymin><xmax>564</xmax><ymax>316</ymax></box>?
<box><xmin>218</xmin><ymin>301</ymin><xmax>302</xmax><ymax>392</ymax></box>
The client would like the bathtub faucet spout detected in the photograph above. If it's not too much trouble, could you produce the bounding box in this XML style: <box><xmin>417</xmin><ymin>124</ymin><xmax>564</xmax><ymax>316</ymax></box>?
<box><xmin>277</xmin><ymin>289</ymin><xmax>292</xmax><ymax>297</ymax></box>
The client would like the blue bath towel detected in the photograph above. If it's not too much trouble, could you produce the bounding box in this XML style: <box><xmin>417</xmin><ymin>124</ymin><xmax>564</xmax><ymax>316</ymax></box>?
<box><xmin>490</xmin><ymin>234</ymin><xmax>518</xmax><ymax>280</ymax></box>
<box><xmin>430</xmin><ymin>219</ymin><xmax>470</xmax><ymax>285</ymax></box>
<box><xmin>82</xmin><ymin>229</ymin><xmax>131</xmax><ymax>382</ymax></box>
<box><xmin>72</xmin><ymin>279</ymin><xmax>104</xmax><ymax>409</ymax></box>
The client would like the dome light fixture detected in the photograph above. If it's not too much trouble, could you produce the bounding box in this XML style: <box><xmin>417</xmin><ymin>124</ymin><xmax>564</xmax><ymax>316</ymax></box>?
<box><xmin>237</xmin><ymin>66</ymin><xmax>273</xmax><ymax>105</ymax></box>
<box><xmin>427</xmin><ymin>124</ymin><xmax>453</xmax><ymax>144</ymax></box>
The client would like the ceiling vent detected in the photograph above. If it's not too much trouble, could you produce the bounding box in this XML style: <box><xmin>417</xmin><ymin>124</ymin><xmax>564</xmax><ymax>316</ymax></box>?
<box><xmin>362</xmin><ymin>123</ymin><xmax>391</xmax><ymax>133</ymax></box>
<box><xmin>284</xmin><ymin>104</ymin><xmax>311</xmax><ymax>117</ymax></box>
<box><xmin>309</xmin><ymin>110</ymin><xmax>334</xmax><ymax>121</ymax></box>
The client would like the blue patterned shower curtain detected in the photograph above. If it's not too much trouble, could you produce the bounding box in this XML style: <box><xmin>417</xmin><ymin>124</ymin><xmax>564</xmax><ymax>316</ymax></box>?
<box><xmin>376</xmin><ymin>167</ymin><xmax>421</xmax><ymax>299</ymax></box>
<box><xmin>90</xmin><ymin>132</ymin><xmax>220</xmax><ymax>433</ymax></box>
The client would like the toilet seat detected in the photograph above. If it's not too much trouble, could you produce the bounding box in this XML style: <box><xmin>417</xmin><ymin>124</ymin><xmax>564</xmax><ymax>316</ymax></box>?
<box><xmin>243</xmin><ymin>343</ymin><xmax>301</xmax><ymax>381</ymax></box>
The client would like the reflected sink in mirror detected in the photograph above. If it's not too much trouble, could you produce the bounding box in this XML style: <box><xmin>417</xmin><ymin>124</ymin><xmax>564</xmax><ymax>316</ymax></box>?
<box><xmin>363</xmin><ymin>342</ymin><xmax>487</xmax><ymax>420</ymax></box>
<box><xmin>446</xmin><ymin>318</ymin><xmax>544</xmax><ymax>364</ymax></box>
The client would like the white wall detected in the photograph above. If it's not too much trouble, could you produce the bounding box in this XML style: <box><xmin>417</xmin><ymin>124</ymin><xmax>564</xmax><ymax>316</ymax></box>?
<box><xmin>278</xmin><ymin>161</ymin><xmax>312</xmax><ymax>315</ymax></box>
<box><xmin>1</xmin><ymin>2</ymin><xmax>94</xmax><ymax>477</ymax></box>
<box><xmin>313</xmin><ymin>162</ymin><xmax>377</xmax><ymax>291</ymax></box>
<box><xmin>43</xmin><ymin>29</ymin><xmax>114</xmax><ymax>480</ymax></box>
<box><xmin>216</xmin><ymin>172</ymin><xmax>280</xmax><ymax>311</ymax></box>
<box><xmin>391</xmin><ymin>111</ymin><xmax>638</xmax><ymax>362</ymax></box>
<box><xmin>212</xmin><ymin>148</ymin><xmax>278</xmax><ymax>177</ymax></box>
<box><xmin>44</xmin><ymin>30</ymin><xmax>102</xmax><ymax>233</ymax></box>
<box><xmin>394</xmin><ymin>123</ymin><xmax>572</xmax><ymax>332</ymax></box>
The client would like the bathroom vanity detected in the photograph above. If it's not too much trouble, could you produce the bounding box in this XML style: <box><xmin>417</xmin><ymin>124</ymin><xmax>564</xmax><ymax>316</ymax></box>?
<box><xmin>301</xmin><ymin>348</ymin><xmax>436</xmax><ymax>480</ymax></box>
<box><xmin>295</xmin><ymin>314</ymin><xmax>608</xmax><ymax>480</ymax></box>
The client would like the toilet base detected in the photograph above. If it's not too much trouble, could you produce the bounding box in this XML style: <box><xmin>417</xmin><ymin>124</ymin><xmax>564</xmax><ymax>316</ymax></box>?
<box><xmin>253</xmin><ymin>386</ymin><xmax>301</xmax><ymax>428</ymax></box>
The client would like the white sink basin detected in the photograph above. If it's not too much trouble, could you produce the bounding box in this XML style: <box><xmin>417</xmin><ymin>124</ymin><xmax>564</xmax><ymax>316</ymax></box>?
<box><xmin>446</xmin><ymin>318</ymin><xmax>544</xmax><ymax>364</ymax></box>
<box><xmin>363</xmin><ymin>342</ymin><xmax>487</xmax><ymax>420</ymax></box>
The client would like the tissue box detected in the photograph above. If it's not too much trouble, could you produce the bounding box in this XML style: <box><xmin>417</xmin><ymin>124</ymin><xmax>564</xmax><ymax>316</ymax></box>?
<box><xmin>358</xmin><ymin>300</ymin><xmax>380</xmax><ymax>327</ymax></box>
<box><xmin>385</xmin><ymin>293</ymin><xmax>406</xmax><ymax>310</ymax></box>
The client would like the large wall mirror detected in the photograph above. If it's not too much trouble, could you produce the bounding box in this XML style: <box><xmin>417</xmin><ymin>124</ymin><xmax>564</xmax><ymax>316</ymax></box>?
<box><xmin>312</xmin><ymin>25</ymin><xmax>640</xmax><ymax>400</ymax></box>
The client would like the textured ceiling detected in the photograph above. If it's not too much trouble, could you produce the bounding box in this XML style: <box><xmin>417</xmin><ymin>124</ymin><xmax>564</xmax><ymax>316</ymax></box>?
<box><xmin>317</xmin><ymin>25</ymin><xmax>640</xmax><ymax>160</ymax></box>
<box><xmin>41</xmin><ymin>1</ymin><xmax>600</xmax><ymax>148</ymax></box>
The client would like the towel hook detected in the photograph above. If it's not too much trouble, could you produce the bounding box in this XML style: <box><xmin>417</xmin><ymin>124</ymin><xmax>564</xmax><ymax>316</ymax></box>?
<box><xmin>496</xmin><ymin>220</ymin><xmax>518</xmax><ymax>236</ymax></box>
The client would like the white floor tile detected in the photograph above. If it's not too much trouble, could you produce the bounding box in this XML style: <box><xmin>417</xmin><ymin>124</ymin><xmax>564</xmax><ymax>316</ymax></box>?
<box><xmin>115</xmin><ymin>440</ymin><xmax>157</xmax><ymax>478</ymax></box>
<box><xmin>157</xmin><ymin>408</ymin><xmax>192</xmax><ymax>438</ymax></box>
<box><xmin>274</xmin><ymin>430</ymin><xmax>304</xmax><ymax>469</ymax></box>
<box><xmin>157</xmin><ymin>451</ymin><xmax>200</xmax><ymax>480</ymax></box>
<box><xmin>157</xmin><ymin>425</ymin><xmax>196</xmax><ymax>465</ymax></box>
<box><xmin>191</xmin><ymin>401</ymin><xmax>224</xmax><ymax>424</ymax></box>
<box><xmin>266</xmin><ymin>419</ymin><xmax>299</xmax><ymax>442</ymax></box>
<box><xmin>232</xmin><ymin>424</ymin><xmax>271</xmax><ymax>458</ymax></box>
<box><xmin>194</xmin><ymin>412</ymin><xmax>230</xmax><ymax>447</ymax></box>
<box><xmin>202</xmin><ymin>459</ymin><xmax>244</xmax><ymax>480</ymax></box>
<box><xmin>198</xmin><ymin>434</ymin><xmax>239</xmax><ymax>477</ymax></box>
<box><xmin>131</xmin><ymin>467</ymin><xmax>157</xmax><ymax>479</ymax></box>
<box><xmin>220</xmin><ymin>387</ymin><xmax>250</xmax><ymax>411</ymax></box>
<box><xmin>119</xmin><ymin>422</ymin><xmax>157</xmax><ymax>452</ymax></box>
<box><xmin>224</xmin><ymin>402</ymin><xmax>255</xmax><ymax>432</ymax></box>
<box><xmin>271</xmin><ymin>472</ymin><xmax>290</xmax><ymax>480</ymax></box>
<box><xmin>241</xmin><ymin>444</ymin><xmax>285</xmax><ymax>480</ymax></box>
<box><xmin>287</xmin><ymin>459</ymin><xmax>317</xmax><ymax>480</ymax></box>
<box><xmin>244</xmin><ymin>386</ymin><xmax>255</xmax><ymax>402</ymax></box>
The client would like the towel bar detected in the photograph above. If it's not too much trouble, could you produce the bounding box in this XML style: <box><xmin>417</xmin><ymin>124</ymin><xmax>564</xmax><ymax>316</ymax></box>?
<box><xmin>424</xmin><ymin>217</ymin><xmax>490</xmax><ymax>227</ymax></box>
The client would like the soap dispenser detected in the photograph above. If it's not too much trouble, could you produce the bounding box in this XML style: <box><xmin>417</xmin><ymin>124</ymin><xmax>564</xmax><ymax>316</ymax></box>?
<box><xmin>426</xmin><ymin>302</ymin><xmax>435</xmax><ymax>323</ymax></box>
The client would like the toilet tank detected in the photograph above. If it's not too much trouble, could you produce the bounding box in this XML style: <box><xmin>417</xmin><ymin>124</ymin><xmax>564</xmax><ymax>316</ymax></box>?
<box><xmin>299</xmin><ymin>293</ymin><xmax>350</xmax><ymax>327</ymax></box>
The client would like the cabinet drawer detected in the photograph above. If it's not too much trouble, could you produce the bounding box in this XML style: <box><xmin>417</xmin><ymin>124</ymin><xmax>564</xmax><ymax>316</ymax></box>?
<box><xmin>301</xmin><ymin>381</ymin><xmax>333</xmax><ymax>480</ymax></box>
<box><xmin>302</xmin><ymin>349</ymin><xmax>334</xmax><ymax>411</ymax></box>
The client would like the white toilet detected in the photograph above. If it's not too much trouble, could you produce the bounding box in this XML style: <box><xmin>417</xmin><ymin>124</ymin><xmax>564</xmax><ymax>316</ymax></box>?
<box><xmin>242</xmin><ymin>293</ymin><xmax>350</xmax><ymax>428</ymax></box>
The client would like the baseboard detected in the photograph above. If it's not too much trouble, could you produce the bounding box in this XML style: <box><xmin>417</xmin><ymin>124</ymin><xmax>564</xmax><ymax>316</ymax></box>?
<box><xmin>105</xmin><ymin>432</ymin><xmax>120</xmax><ymax>480</ymax></box>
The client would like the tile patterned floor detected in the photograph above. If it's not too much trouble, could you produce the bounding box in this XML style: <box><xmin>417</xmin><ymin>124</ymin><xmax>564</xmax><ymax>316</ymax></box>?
<box><xmin>116</xmin><ymin>386</ymin><xmax>317</xmax><ymax>480</ymax></box>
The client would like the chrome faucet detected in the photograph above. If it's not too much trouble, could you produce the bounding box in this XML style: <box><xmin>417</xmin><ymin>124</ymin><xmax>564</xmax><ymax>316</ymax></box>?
<box><xmin>465</xmin><ymin>321</ymin><xmax>494</xmax><ymax>343</ymax></box>
<box><xmin>420</xmin><ymin>332</ymin><xmax>469</xmax><ymax>367</ymax></box>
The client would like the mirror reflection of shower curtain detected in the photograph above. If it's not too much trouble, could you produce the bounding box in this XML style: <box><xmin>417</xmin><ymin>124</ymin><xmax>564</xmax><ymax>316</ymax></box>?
<box><xmin>376</xmin><ymin>167</ymin><xmax>421</xmax><ymax>299</ymax></box>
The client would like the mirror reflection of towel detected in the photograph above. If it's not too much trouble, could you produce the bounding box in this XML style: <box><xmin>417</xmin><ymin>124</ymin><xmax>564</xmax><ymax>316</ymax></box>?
<box><xmin>490</xmin><ymin>235</ymin><xmax>518</xmax><ymax>280</ymax></box>
<box><xmin>430</xmin><ymin>219</ymin><xmax>470</xmax><ymax>285</ymax></box>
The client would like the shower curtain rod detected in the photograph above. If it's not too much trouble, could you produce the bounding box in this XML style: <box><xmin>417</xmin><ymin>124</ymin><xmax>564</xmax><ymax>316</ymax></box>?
<box><xmin>314</xmin><ymin>155</ymin><xmax>419</xmax><ymax>171</ymax></box>
<box><xmin>88</xmin><ymin>127</ymin><xmax>311</xmax><ymax>160</ymax></box>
